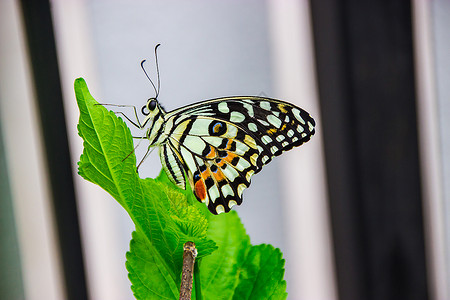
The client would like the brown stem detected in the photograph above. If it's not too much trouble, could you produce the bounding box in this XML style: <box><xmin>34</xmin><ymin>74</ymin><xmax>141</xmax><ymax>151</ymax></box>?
<box><xmin>179</xmin><ymin>241</ymin><xmax>197</xmax><ymax>300</ymax></box>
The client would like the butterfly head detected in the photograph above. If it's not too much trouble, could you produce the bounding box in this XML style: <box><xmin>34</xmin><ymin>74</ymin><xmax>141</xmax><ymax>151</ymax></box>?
<box><xmin>142</xmin><ymin>97</ymin><xmax>166</xmax><ymax>122</ymax></box>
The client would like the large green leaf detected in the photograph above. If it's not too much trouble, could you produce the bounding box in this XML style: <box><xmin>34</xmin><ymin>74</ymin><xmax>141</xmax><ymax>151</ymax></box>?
<box><xmin>75</xmin><ymin>78</ymin><xmax>287</xmax><ymax>299</ymax></box>
<box><xmin>201</xmin><ymin>212</ymin><xmax>287</xmax><ymax>300</ymax></box>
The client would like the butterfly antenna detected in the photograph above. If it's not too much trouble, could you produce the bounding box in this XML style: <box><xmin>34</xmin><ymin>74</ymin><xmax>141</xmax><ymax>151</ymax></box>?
<box><xmin>140</xmin><ymin>59</ymin><xmax>158</xmax><ymax>97</ymax></box>
<box><xmin>154</xmin><ymin>43</ymin><xmax>161</xmax><ymax>98</ymax></box>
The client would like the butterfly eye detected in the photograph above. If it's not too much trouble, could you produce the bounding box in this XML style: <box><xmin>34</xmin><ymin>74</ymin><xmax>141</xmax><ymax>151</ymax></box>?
<box><xmin>148</xmin><ymin>99</ymin><xmax>157</xmax><ymax>110</ymax></box>
<box><xmin>209</xmin><ymin>120</ymin><xmax>227</xmax><ymax>136</ymax></box>
<box><xmin>142</xmin><ymin>99</ymin><xmax>157</xmax><ymax>116</ymax></box>
<box><xmin>141</xmin><ymin>105</ymin><xmax>149</xmax><ymax>116</ymax></box>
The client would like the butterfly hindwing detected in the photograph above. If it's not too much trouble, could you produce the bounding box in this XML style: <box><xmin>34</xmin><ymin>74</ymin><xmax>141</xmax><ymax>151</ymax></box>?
<box><xmin>167</xmin><ymin>116</ymin><xmax>258</xmax><ymax>214</ymax></box>
<box><xmin>159</xmin><ymin>142</ymin><xmax>186</xmax><ymax>189</ymax></box>
<box><xmin>162</xmin><ymin>97</ymin><xmax>315</xmax><ymax>214</ymax></box>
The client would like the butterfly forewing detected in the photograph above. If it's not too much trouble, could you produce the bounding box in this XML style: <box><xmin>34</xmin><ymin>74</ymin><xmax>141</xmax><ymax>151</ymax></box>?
<box><xmin>159</xmin><ymin>97</ymin><xmax>315</xmax><ymax>214</ymax></box>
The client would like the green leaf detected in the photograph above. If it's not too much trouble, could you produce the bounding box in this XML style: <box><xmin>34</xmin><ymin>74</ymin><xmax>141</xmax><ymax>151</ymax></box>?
<box><xmin>75</xmin><ymin>77</ymin><xmax>287</xmax><ymax>299</ymax></box>
<box><xmin>200</xmin><ymin>212</ymin><xmax>287</xmax><ymax>300</ymax></box>
<box><xmin>199</xmin><ymin>211</ymin><xmax>250</xmax><ymax>298</ymax></box>
<box><xmin>233</xmin><ymin>245</ymin><xmax>287</xmax><ymax>300</ymax></box>
<box><xmin>127</xmin><ymin>230</ymin><xmax>179</xmax><ymax>299</ymax></box>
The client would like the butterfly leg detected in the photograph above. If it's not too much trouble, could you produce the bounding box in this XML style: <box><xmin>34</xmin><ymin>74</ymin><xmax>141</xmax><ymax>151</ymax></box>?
<box><xmin>121</xmin><ymin>135</ymin><xmax>145</xmax><ymax>162</ymax></box>
<box><xmin>96</xmin><ymin>103</ymin><xmax>144</xmax><ymax>129</ymax></box>
<box><xmin>136</xmin><ymin>145</ymin><xmax>156</xmax><ymax>170</ymax></box>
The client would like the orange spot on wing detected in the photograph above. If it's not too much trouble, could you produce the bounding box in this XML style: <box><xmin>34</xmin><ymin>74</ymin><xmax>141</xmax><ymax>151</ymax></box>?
<box><xmin>211</xmin><ymin>167</ymin><xmax>226</xmax><ymax>182</ymax></box>
<box><xmin>194</xmin><ymin>180</ymin><xmax>207</xmax><ymax>202</ymax></box>
<box><xmin>281</xmin><ymin>124</ymin><xmax>287</xmax><ymax>131</ymax></box>
<box><xmin>201</xmin><ymin>168</ymin><xmax>211</xmax><ymax>179</ymax></box>
<box><xmin>216</xmin><ymin>159</ymin><xmax>226</xmax><ymax>168</ymax></box>
<box><xmin>222</xmin><ymin>152</ymin><xmax>238</xmax><ymax>164</ymax></box>
<box><xmin>205</xmin><ymin>146</ymin><xmax>217</xmax><ymax>159</ymax></box>
<box><xmin>225</xmin><ymin>139</ymin><xmax>233</xmax><ymax>150</ymax></box>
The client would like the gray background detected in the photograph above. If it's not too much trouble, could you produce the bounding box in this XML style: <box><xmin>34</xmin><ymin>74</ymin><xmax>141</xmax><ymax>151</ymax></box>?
<box><xmin>86</xmin><ymin>0</ymin><xmax>287</xmax><ymax>265</ymax></box>
<box><xmin>433</xmin><ymin>0</ymin><xmax>450</xmax><ymax>292</ymax></box>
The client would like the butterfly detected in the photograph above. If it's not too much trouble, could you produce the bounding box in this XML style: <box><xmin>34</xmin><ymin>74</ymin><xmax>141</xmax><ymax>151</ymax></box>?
<box><xmin>107</xmin><ymin>46</ymin><xmax>316</xmax><ymax>214</ymax></box>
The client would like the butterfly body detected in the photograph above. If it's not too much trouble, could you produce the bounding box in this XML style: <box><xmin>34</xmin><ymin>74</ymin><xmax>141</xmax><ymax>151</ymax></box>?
<box><xmin>137</xmin><ymin>96</ymin><xmax>315</xmax><ymax>215</ymax></box>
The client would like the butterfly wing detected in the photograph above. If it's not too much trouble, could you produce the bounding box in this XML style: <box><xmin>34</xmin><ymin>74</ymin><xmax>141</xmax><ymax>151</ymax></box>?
<box><xmin>163</xmin><ymin>97</ymin><xmax>315</xmax><ymax>214</ymax></box>
<box><xmin>159</xmin><ymin>141</ymin><xmax>186</xmax><ymax>189</ymax></box>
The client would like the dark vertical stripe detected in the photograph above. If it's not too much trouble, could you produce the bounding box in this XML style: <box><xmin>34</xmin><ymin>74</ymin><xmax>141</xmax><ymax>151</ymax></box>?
<box><xmin>148</xmin><ymin>112</ymin><xmax>165</xmax><ymax>145</ymax></box>
<box><xmin>163</xmin><ymin>145</ymin><xmax>180</xmax><ymax>185</ymax></box>
<box><xmin>309</xmin><ymin>1</ymin><xmax>429</xmax><ymax>300</ymax></box>
<box><xmin>18</xmin><ymin>1</ymin><xmax>88</xmax><ymax>299</ymax></box>
<box><xmin>178</xmin><ymin>118</ymin><xmax>196</xmax><ymax>144</ymax></box>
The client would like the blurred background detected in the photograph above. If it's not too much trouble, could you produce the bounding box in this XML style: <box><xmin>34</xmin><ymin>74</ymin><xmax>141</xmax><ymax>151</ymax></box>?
<box><xmin>0</xmin><ymin>0</ymin><xmax>448</xmax><ymax>299</ymax></box>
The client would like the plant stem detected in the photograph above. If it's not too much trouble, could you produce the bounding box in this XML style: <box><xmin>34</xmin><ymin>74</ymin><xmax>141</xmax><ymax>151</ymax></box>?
<box><xmin>179</xmin><ymin>241</ymin><xmax>197</xmax><ymax>300</ymax></box>
<box><xmin>194</xmin><ymin>259</ymin><xmax>202</xmax><ymax>300</ymax></box>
